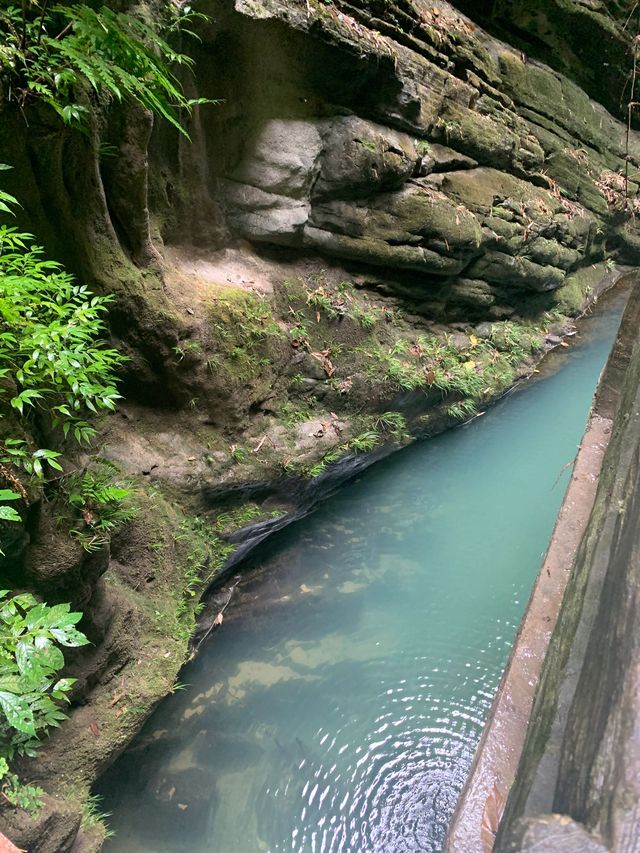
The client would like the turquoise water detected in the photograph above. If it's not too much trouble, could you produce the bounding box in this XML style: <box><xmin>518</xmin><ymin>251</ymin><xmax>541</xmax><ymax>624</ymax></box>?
<box><xmin>99</xmin><ymin>295</ymin><xmax>626</xmax><ymax>853</ymax></box>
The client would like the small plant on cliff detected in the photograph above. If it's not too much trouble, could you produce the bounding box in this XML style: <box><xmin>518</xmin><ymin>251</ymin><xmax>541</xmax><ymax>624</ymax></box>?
<box><xmin>371</xmin><ymin>411</ymin><xmax>409</xmax><ymax>440</ymax></box>
<box><xmin>0</xmin><ymin>590</ymin><xmax>89</xmax><ymax>814</ymax></box>
<box><xmin>447</xmin><ymin>399</ymin><xmax>478</xmax><ymax>420</ymax></box>
<box><xmin>80</xmin><ymin>793</ymin><xmax>115</xmax><ymax>839</ymax></box>
<box><xmin>0</xmin><ymin>2</ymin><xmax>214</xmax><ymax>136</ymax></box>
<box><xmin>59</xmin><ymin>462</ymin><xmax>137</xmax><ymax>552</ymax></box>
<box><xmin>0</xmin><ymin>169</ymin><xmax>126</xmax><ymax>503</ymax></box>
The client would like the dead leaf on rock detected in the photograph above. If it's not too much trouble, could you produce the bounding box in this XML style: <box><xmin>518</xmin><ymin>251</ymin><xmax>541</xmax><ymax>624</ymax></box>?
<box><xmin>89</xmin><ymin>721</ymin><xmax>100</xmax><ymax>737</ymax></box>
<box><xmin>310</xmin><ymin>350</ymin><xmax>335</xmax><ymax>377</ymax></box>
<box><xmin>213</xmin><ymin>612</ymin><xmax>224</xmax><ymax>626</ymax></box>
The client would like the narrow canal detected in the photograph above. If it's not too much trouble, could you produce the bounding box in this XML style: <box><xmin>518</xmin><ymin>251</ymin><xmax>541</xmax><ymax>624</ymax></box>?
<box><xmin>98</xmin><ymin>291</ymin><xmax>627</xmax><ymax>853</ymax></box>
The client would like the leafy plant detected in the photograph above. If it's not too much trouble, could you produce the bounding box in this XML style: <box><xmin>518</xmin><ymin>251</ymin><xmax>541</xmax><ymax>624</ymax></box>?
<box><xmin>348</xmin><ymin>430</ymin><xmax>380</xmax><ymax>453</ymax></box>
<box><xmin>174</xmin><ymin>515</ymin><xmax>234</xmax><ymax>619</ymax></box>
<box><xmin>80</xmin><ymin>793</ymin><xmax>115</xmax><ymax>839</ymax></box>
<box><xmin>0</xmin><ymin>2</ymin><xmax>215</xmax><ymax>136</ymax></box>
<box><xmin>0</xmin><ymin>590</ymin><xmax>89</xmax><ymax>813</ymax></box>
<box><xmin>173</xmin><ymin>340</ymin><xmax>203</xmax><ymax>361</ymax></box>
<box><xmin>229</xmin><ymin>445</ymin><xmax>247</xmax><ymax>464</ymax></box>
<box><xmin>0</xmin><ymin>189</ymin><xmax>126</xmax><ymax>446</ymax></box>
<box><xmin>0</xmin><ymin>758</ymin><xmax>45</xmax><ymax>813</ymax></box>
<box><xmin>279</xmin><ymin>400</ymin><xmax>319</xmax><ymax>426</ymax></box>
<box><xmin>0</xmin><ymin>170</ymin><xmax>126</xmax><ymax>523</ymax></box>
<box><xmin>59</xmin><ymin>463</ymin><xmax>136</xmax><ymax>552</ymax></box>
<box><xmin>0</xmin><ymin>488</ymin><xmax>21</xmax><ymax>523</ymax></box>
<box><xmin>372</xmin><ymin>411</ymin><xmax>409</xmax><ymax>440</ymax></box>
<box><xmin>353</xmin><ymin>306</ymin><xmax>378</xmax><ymax>329</ymax></box>
<box><xmin>447</xmin><ymin>399</ymin><xmax>478</xmax><ymax>420</ymax></box>
<box><xmin>213</xmin><ymin>503</ymin><xmax>263</xmax><ymax>534</ymax></box>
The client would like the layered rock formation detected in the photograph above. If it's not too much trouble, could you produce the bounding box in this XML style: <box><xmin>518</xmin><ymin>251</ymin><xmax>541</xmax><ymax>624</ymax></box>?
<box><xmin>1</xmin><ymin>1</ymin><xmax>639</xmax><ymax>850</ymax></box>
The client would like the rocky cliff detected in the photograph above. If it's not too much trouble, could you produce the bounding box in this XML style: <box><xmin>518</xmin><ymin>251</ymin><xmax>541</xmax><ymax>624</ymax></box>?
<box><xmin>1</xmin><ymin>1</ymin><xmax>639</xmax><ymax>849</ymax></box>
<box><xmin>495</xmin><ymin>276</ymin><xmax>640</xmax><ymax>853</ymax></box>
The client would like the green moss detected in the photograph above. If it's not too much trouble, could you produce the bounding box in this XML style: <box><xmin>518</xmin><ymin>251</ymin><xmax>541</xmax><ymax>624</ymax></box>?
<box><xmin>208</xmin><ymin>289</ymin><xmax>283</xmax><ymax>382</ymax></box>
<box><xmin>553</xmin><ymin>263</ymin><xmax>607</xmax><ymax>316</ymax></box>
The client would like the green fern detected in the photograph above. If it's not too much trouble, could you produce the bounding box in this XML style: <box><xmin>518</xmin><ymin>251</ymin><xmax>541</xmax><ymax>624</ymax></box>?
<box><xmin>0</xmin><ymin>2</ymin><xmax>216</xmax><ymax>136</ymax></box>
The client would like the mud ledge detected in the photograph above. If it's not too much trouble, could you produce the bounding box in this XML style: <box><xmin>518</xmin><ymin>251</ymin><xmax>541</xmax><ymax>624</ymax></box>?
<box><xmin>445</xmin><ymin>271</ymin><xmax>640</xmax><ymax>852</ymax></box>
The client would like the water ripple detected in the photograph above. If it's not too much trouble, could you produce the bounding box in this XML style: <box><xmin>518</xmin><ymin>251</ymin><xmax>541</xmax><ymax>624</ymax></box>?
<box><xmin>97</xmin><ymin>298</ymin><xmax>626</xmax><ymax>853</ymax></box>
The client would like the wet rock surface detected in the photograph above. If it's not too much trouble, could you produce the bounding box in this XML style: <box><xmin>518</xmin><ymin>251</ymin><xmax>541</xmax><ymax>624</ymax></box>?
<box><xmin>494</xmin><ymin>282</ymin><xmax>640</xmax><ymax>851</ymax></box>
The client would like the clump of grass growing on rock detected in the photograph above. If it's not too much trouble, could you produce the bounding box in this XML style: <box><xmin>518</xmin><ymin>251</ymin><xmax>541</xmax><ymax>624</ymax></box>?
<box><xmin>351</xmin><ymin>317</ymin><xmax>548</xmax><ymax>416</ymax></box>
<box><xmin>213</xmin><ymin>503</ymin><xmax>265</xmax><ymax>535</ymax></box>
<box><xmin>447</xmin><ymin>399</ymin><xmax>479</xmax><ymax>420</ymax></box>
<box><xmin>174</xmin><ymin>515</ymin><xmax>235</xmax><ymax>625</ymax></box>
<box><xmin>291</xmin><ymin>412</ymin><xmax>410</xmax><ymax>480</ymax></box>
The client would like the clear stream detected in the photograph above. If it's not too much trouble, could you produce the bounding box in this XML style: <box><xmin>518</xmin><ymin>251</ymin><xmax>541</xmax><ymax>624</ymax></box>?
<box><xmin>99</xmin><ymin>293</ymin><xmax>626</xmax><ymax>853</ymax></box>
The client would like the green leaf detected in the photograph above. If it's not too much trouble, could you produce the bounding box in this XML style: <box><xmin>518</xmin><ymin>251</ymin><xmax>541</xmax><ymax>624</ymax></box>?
<box><xmin>0</xmin><ymin>489</ymin><xmax>20</xmax><ymax>501</ymax></box>
<box><xmin>50</xmin><ymin>626</ymin><xmax>88</xmax><ymax>647</ymax></box>
<box><xmin>0</xmin><ymin>506</ymin><xmax>21</xmax><ymax>522</ymax></box>
<box><xmin>0</xmin><ymin>691</ymin><xmax>35</xmax><ymax>736</ymax></box>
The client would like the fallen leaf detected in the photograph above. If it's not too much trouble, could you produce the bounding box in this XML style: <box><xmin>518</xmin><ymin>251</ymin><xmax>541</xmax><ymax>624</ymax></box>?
<box><xmin>300</xmin><ymin>584</ymin><xmax>312</xmax><ymax>593</ymax></box>
<box><xmin>425</xmin><ymin>369</ymin><xmax>436</xmax><ymax>384</ymax></box>
<box><xmin>463</xmin><ymin>360</ymin><xmax>476</xmax><ymax>370</ymax></box>
<box><xmin>110</xmin><ymin>691</ymin><xmax>125</xmax><ymax>707</ymax></box>
<box><xmin>89</xmin><ymin>721</ymin><xmax>100</xmax><ymax>737</ymax></box>
<box><xmin>469</xmin><ymin>334</ymin><xmax>479</xmax><ymax>347</ymax></box>
<box><xmin>560</xmin><ymin>341</ymin><xmax>569</xmax><ymax>347</ymax></box>
<box><xmin>177</xmin><ymin>803</ymin><xmax>188</xmax><ymax>811</ymax></box>
<box><xmin>213</xmin><ymin>612</ymin><xmax>224</xmax><ymax>626</ymax></box>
